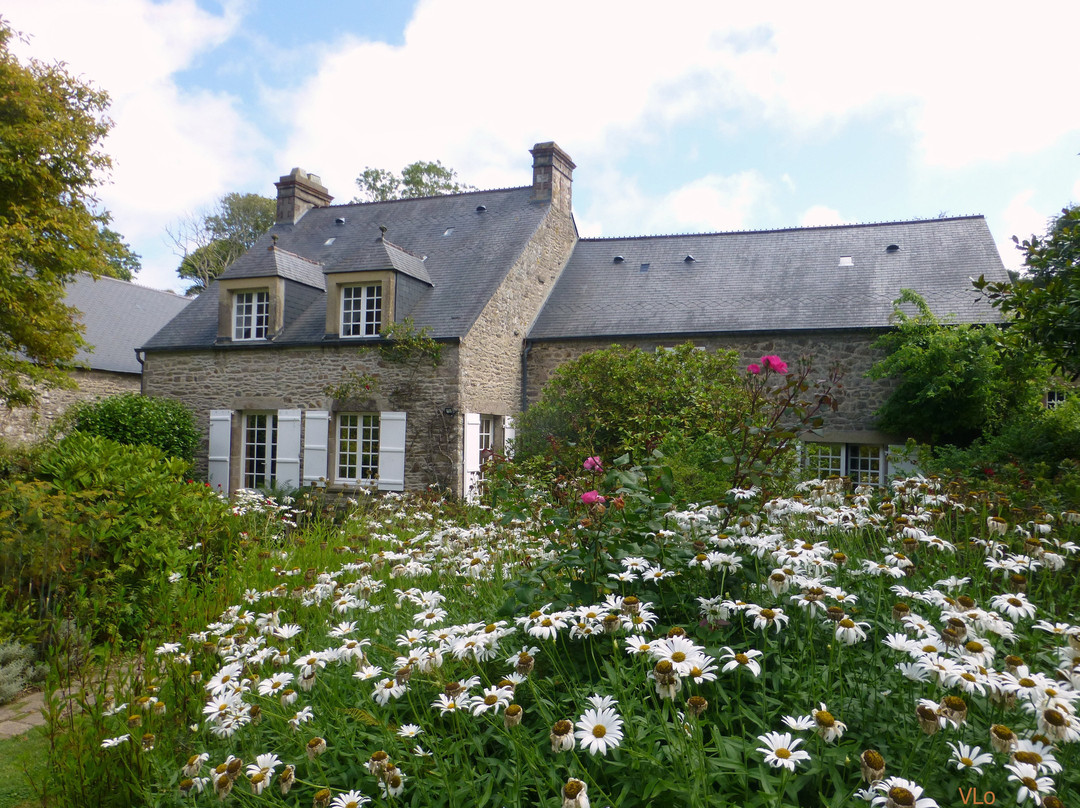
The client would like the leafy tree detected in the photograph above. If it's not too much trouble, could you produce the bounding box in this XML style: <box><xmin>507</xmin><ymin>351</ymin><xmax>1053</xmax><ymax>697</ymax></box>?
<box><xmin>170</xmin><ymin>192</ymin><xmax>275</xmax><ymax>295</ymax></box>
<box><xmin>867</xmin><ymin>290</ymin><xmax>1044</xmax><ymax>446</ymax></box>
<box><xmin>0</xmin><ymin>21</ymin><xmax>136</xmax><ymax>408</ymax></box>
<box><xmin>354</xmin><ymin>160</ymin><xmax>475</xmax><ymax>202</ymax></box>
<box><xmin>97</xmin><ymin>225</ymin><xmax>141</xmax><ymax>281</ymax></box>
<box><xmin>973</xmin><ymin>204</ymin><xmax>1080</xmax><ymax>380</ymax></box>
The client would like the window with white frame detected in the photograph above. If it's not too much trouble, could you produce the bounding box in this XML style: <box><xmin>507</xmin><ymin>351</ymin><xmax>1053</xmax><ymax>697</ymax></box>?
<box><xmin>341</xmin><ymin>283</ymin><xmax>382</xmax><ymax>337</ymax></box>
<box><xmin>847</xmin><ymin>445</ymin><xmax>884</xmax><ymax>485</ymax></box>
<box><xmin>1046</xmin><ymin>390</ymin><xmax>1068</xmax><ymax>410</ymax></box>
<box><xmin>803</xmin><ymin>443</ymin><xmax>844</xmax><ymax>478</ymax></box>
<box><xmin>234</xmin><ymin>290</ymin><xmax>270</xmax><ymax>340</ymax></box>
<box><xmin>477</xmin><ymin>415</ymin><xmax>494</xmax><ymax>483</ymax></box>
<box><xmin>802</xmin><ymin>442</ymin><xmax>886</xmax><ymax>485</ymax></box>
<box><xmin>243</xmin><ymin>412</ymin><xmax>277</xmax><ymax>488</ymax></box>
<box><xmin>337</xmin><ymin>413</ymin><xmax>380</xmax><ymax>484</ymax></box>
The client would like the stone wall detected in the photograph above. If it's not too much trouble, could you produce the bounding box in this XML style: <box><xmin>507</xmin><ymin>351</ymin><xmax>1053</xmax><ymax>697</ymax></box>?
<box><xmin>459</xmin><ymin>201</ymin><xmax>577</xmax><ymax>419</ymax></box>
<box><xmin>525</xmin><ymin>330</ymin><xmax>899</xmax><ymax>440</ymax></box>
<box><xmin>141</xmin><ymin>343</ymin><xmax>462</xmax><ymax>492</ymax></box>
<box><xmin>0</xmin><ymin>369</ymin><xmax>140</xmax><ymax>445</ymax></box>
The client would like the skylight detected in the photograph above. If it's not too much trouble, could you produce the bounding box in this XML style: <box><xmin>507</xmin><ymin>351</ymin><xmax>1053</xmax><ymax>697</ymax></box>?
<box><xmin>838</xmin><ymin>256</ymin><xmax>854</xmax><ymax>267</ymax></box>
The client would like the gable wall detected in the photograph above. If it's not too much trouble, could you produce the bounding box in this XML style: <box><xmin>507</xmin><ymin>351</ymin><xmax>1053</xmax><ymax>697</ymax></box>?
<box><xmin>459</xmin><ymin>205</ymin><xmax>577</xmax><ymax>417</ymax></box>
<box><xmin>142</xmin><ymin>343</ymin><xmax>462</xmax><ymax>491</ymax></box>
<box><xmin>525</xmin><ymin>330</ymin><xmax>899</xmax><ymax>440</ymax></box>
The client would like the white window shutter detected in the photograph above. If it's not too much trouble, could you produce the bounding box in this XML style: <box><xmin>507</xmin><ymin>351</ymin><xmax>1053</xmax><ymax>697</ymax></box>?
<box><xmin>276</xmin><ymin>409</ymin><xmax>302</xmax><ymax>488</ymax></box>
<box><xmin>377</xmin><ymin>411</ymin><xmax>407</xmax><ymax>491</ymax></box>
<box><xmin>207</xmin><ymin>409</ymin><xmax>233</xmax><ymax>495</ymax></box>
<box><xmin>463</xmin><ymin>412</ymin><xmax>481</xmax><ymax>501</ymax></box>
<box><xmin>303</xmin><ymin>410</ymin><xmax>330</xmax><ymax>486</ymax></box>
<box><xmin>502</xmin><ymin>415</ymin><xmax>516</xmax><ymax>459</ymax></box>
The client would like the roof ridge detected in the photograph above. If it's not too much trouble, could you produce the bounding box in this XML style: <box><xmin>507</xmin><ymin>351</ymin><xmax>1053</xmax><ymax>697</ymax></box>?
<box><xmin>579</xmin><ymin>215</ymin><xmax>987</xmax><ymax>242</ymax></box>
<box><xmin>379</xmin><ymin>237</ymin><xmax>425</xmax><ymax>261</ymax></box>
<box><xmin>74</xmin><ymin>272</ymin><xmax>189</xmax><ymax>298</ymax></box>
<box><xmin>324</xmin><ymin>185</ymin><xmax>531</xmax><ymax>210</ymax></box>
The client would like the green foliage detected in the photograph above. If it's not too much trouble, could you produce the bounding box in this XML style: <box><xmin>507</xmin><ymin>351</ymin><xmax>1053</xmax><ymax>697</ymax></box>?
<box><xmin>868</xmin><ymin>289</ymin><xmax>1043</xmax><ymax>445</ymax></box>
<box><xmin>0</xmin><ymin>641</ymin><xmax>45</xmax><ymax>704</ymax></box>
<box><xmin>322</xmin><ymin>369</ymin><xmax>380</xmax><ymax>401</ymax></box>
<box><xmin>515</xmin><ymin>344</ymin><xmax>747</xmax><ymax>469</ymax></box>
<box><xmin>925</xmin><ymin>393</ymin><xmax>1080</xmax><ymax>508</ymax></box>
<box><xmin>0</xmin><ymin>21</ymin><xmax>136</xmax><ymax>408</ymax></box>
<box><xmin>0</xmin><ymin>434</ymin><xmax>233</xmax><ymax>643</ymax></box>
<box><xmin>171</xmin><ymin>192</ymin><xmax>275</xmax><ymax>295</ymax></box>
<box><xmin>379</xmin><ymin>317</ymin><xmax>443</xmax><ymax>366</ymax></box>
<box><xmin>353</xmin><ymin>159</ymin><xmax>475</xmax><ymax>202</ymax></box>
<box><xmin>68</xmin><ymin>393</ymin><xmax>199</xmax><ymax>461</ymax></box>
<box><xmin>974</xmin><ymin>205</ymin><xmax>1080</xmax><ymax>380</ymax></box>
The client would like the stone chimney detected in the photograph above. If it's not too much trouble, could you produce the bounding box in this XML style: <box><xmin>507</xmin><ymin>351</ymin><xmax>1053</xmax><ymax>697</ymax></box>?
<box><xmin>274</xmin><ymin>168</ymin><xmax>333</xmax><ymax>224</ymax></box>
<box><xmin>530</xmin><ymin>142</ymin><xmax>574</xmax><ymax>213</ymax></box>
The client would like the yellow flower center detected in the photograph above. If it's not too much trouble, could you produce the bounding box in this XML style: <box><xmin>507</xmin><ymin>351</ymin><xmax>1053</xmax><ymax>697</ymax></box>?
<box><xmin>671</xmin><ymin>651</ymin><xmax>686</xmax><ymax>663</ymax></box>
<box><xmin>1044</xmin><ymin>709</ymin><xmax>1065</xmax><ymax>726</ymax></box>
<box><xmin>815</xmin><ymin>710</ymin><xmax>835</xmax><ymax>727</ymax></box>
<box><xmin>888</xmin><ymin>786</ymin><xmax>915</xmax><ymax>806</ymax></box>
<box><xmin>960</xmin><ymin>757</ymin><xmax>973</xmax><ymax>766</ymax></box>
<box><xmin>1019</xmin><ymin>678</ymin><xmax>1036</xmax><ymax>688</ymax></box>
<box><xmin>592</xmin><ymin>725</ymin><xmax>607</xmax><ymax>738</ymax></box>
<box><xmin>735</xmin><ymin>653</ymin><xmax>749</xmax><ymax>665</ymax></box>
<box><xmin>839</xmin><ymin>619</ymin><xmax>855</xmax><ymax>629</ymax></box>
<box><xmin>775</xmin><ymin>747</ymin><xmax>791</xmax><ymax>759</ymax></box>
<box><xmin>484</xmin><ymin>695</ymin><xmax>498</xmax><ymax>706</ymax></box>
<box><xmin>1014</xmin><ymin>751</ymin><xmax>1040</xmax><ymax>765</ymax></box>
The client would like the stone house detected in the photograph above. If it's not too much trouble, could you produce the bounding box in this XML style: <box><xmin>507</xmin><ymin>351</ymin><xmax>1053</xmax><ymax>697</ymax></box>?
<box><xmin>0</xmin><ymin>273</ymin><xmax>190</xmax><ymax>444</ymax></box>
<box><xmin>140</xmin><ymin>141</ymin><xmax>1008</xmax><ymax>495</ymax></box>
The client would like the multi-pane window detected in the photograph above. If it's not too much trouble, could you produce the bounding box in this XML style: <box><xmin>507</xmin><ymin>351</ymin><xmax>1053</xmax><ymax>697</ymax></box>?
<box><xmin>477</xmin><ymin>415</ymin><xmax>494</xmax><ymax>484</ymax></box>
<box><xmin>1046</xmin><ymin>390</ymin><xmax>1068</xmax><ymax>410</ymax></box>
<box><xmin>337</xmin><ymin>413</ymin><xmax>380</xmax><ymax>483</ymax></box>
<box><xmin>847</xmin><ymin>445</ymin><xmax>883</xmax><ymax>485</ymax></box>
<box><xmin>234</xmin><ymin>290</ymin><xmax>270</xmax><ymax>340</ymax></box>
<box><xmin>243</xmin><ymin>413</ymin><xmax>277</xmax><ymax>489</ymax></box>
<box><xmin>341</xmin><ymin>284</ymin><xmax>382</xmax><ymax>337</ymax></box>
<box><xmin>803</xmin><ymin>443</ymin><xmax>844</xmax><ymax>478</ymax></box>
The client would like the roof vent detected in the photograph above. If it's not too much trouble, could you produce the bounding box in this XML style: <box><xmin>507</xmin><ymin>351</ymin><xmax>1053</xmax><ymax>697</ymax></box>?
<box><xmin>684</xmin><ymin>254</ymin><xmax>695</xmax><ymax>263</ymax></box>
<box><xmin>885</xmin><ymin>244</ymin><xmax>901</xmax><ymax>253</ymax></box>
<box><xmin>838</xmin><ymin>255</ymin><xmax>854</xmax><ymax>267</ymax></box>
<box><xmin>335</xmin><ymin>217</ymin><xmax>346</xmax><ymax>225</ymax></box>
<box><xmin>613</xmin><ymin>255</ymin><xmax>624</xmax><ymax>264</ymax></box>
<box><xmin>324</xmin><ymin>237</ymin><xmax>336</xmax><ymax>246</ymax></box>
<box><xmin>476</xmin><ymin>205</ymin><xmax>487</xmax><ymax>213</ymax></box>
<box><xmin>640</xmin><ymin>262</ymin><xmax>650</xmax><ymax>273</ymax></box>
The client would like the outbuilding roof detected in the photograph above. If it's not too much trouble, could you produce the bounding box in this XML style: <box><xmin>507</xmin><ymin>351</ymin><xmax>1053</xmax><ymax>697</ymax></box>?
<box><xmin>527</xmin><ymin>216</ymin><xmax>1008</xmax><ymax>340</ymax></box>
<box><xmin>64</xmin><ymin>274</ymin><xmax>191</xmax><ymax>373</ymax></box>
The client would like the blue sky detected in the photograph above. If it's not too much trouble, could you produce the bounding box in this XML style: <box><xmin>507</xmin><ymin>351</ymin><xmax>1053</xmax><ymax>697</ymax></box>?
<box><xmin>7</xmin><ymin>0</ymin><xmax>1080</xmax><ymax>294</ymax></box>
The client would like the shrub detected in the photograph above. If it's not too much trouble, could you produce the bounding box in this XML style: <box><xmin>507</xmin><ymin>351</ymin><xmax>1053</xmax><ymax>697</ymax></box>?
<box><xmin>68</xmin><ymin>393</ymin><xmax>199</xmax><ymax>461</ymax></box>
<box><xmin>514</xmin><ymin>343</ymin><xmax>748</xmax><ymax>471</ymax></box>
<box><xmin>868</xmin><ymin>290</ymin><xmax>1044</xmax><ymax>446</ymax></box>
<box><xmin>0</xmin><ymin>433</ymin><xmax>234</xmax><ymax>644</ymax></box>
<box><xmin>0</xmin><ymin>641</ymin><xmax>45</xmax><ymax>704</ymax></box>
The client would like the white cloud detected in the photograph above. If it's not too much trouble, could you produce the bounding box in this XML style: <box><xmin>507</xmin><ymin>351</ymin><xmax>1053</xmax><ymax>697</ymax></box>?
<box><xmin>4</xmin><ymin>0</ymin><xmax>257</xmax><ymax>291</ymax></box>
<box><xmin>996</xmin><ymin>190</ymin><xmax>1052</xmax><ymax>272</ymax></box>
<box><xmin>799</xmin><ymin>205</ymin><xmax>847</xmax><ymax>228</ymax></box>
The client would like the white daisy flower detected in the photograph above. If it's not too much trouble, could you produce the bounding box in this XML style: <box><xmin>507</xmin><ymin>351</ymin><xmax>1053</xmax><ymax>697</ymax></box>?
<box><xmin>574</xmin><ymin>705</ymin><xmax>624</xmax><ymax>756</ymax></box>
<box><xmin>756</xmin><ymin>731</ymin><xmax>810</xmax><ymax>771</ymax></box>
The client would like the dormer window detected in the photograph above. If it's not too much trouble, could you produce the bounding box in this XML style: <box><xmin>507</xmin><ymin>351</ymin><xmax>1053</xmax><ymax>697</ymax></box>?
<box><xmin>341</xmin><ymin>283</ymin><xmax>382</xmax><ymax>337</ymax></box>
<box><xmin>234</xmin><ymin>290</ymin><xmax>270</xmax><ymax>340</ymax></box>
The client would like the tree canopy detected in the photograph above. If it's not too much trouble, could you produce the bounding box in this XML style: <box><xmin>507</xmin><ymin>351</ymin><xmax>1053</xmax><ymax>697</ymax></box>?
<box><xmin>0</xmin><ymin>21</ymin><xmax>137</xmax><ymax>408</ymax></box>
<box><xmin>973</xmin><ymin>204</ymin><xmax>1080</xmax><ymax>380</ymax></box>
<box><xmin>867</xmin><ymin>290</ymin><xmax>1043</xmax><ymax>446</ymax></box>
<box><xmin>171</xmin><ymin>192</ymin><xmax>275</xmax><ymax>295</ymax></box>
<box><xmin>354</xmin><ymin>160</ymin><xmax>475</xmax><ymax>203</ymax></box>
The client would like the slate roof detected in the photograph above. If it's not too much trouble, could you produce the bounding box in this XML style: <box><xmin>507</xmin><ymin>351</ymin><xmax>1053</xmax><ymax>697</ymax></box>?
<box><xmin>64</xmin><ymin>274</ymin><xmax>191</xmax><ymax>373</ymax></box>
<box><xmin>528</xmin><ymin>216</ymin><xmax>1008</xmax><ymax>340</ymax></box>
<box><xmin>143</xmin><ymin>186</ymin><xmax>550</xmax><ymax>350</ymax></box>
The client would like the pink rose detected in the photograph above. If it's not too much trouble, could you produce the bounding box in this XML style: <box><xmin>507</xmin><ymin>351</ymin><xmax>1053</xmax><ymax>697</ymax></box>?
<box><xmin>761</xmin><ymin>355</ymin><xmax>788</xmax><ymax>374</ymax></box>
<box><xmin>583</xmin><ymin>456</ymin><xmax>603</xmax><ymax>472</ymax></box>
<box><xmin>581</xmin><ymin>490</ymin><xmax>606</xmax><ymax>505</ymax></box>
<box><xmin>747</xmin><ymin>363</ymin><xmax>761</xmax><ymax>375</ymax></box>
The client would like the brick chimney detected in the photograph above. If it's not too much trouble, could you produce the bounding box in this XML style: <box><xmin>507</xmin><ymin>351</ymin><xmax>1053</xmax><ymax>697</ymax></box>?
<box><xmin>274</xmin><ymin>168</ymin><xmax>333</xmax><ymax>224</ymax></box>
<box><xmin>530</xmin><ymin>142</ymin><xmax>574</xmax><ymax>213</ymax></box>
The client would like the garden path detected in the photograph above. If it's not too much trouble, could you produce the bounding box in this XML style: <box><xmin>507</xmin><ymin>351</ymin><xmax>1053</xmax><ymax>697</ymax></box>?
<box><xmin>0</xmin><ymin>690</ymin><xmax>45</xmax><ymax>739</ymax></box>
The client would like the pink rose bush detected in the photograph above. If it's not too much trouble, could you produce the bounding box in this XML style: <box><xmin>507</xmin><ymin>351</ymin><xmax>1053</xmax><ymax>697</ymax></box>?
<box><xmin>748</xmin><ymin>355</ymin><xmax>788</xmax><ymax>375</ymax></box>
<box><xmin>580</xmin><ymin>490</ymin><xmax>606</xmax><ymax>505</ymax></box>
<box><xmin>583</xmin><ymin>456</ymin><xmax>603</xmax><ymax>473</ymax></box>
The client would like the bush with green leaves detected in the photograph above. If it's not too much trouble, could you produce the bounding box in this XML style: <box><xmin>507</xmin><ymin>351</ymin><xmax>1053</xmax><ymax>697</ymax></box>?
<box><xmin>68</xmin><ymin>392</ymin><xmax>199</xmax><ymax>461</ymax></box>
<box><xmin>0</xmin><ymin>433</ymin><xmax>234</xmax><ymax>644</ymax></box>
<box><xmin>0</xmin><ymin>641</ymin><xmax>45</xmax><ymax>704</ymax></box>
<box><xmin>868</xmin><ymin>290</ymin><xmax>1044</xmax><ymax>446</ymax></box>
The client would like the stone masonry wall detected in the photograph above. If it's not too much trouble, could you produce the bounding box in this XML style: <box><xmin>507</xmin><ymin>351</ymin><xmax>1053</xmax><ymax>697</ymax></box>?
<box><xmin>458</xmin><ymin>204</ymin><xmax>577</xmax><ymax>420</ymax></box>
<box><xmin>525</xmin><ymin>331</ymin><xmax>899</xmax><ymax>440</ymax></box>
<box><xmin>0</xmin><ymin>369</ymin><xmax>140</xmax><ymax>445</ymax></box>
<box><xmin>141</xmin><ymin>343</ymin><xmax>462</xmax><ymax>492</ymax></box>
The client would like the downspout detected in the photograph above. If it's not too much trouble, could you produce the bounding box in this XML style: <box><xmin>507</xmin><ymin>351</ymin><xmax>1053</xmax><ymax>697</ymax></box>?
<box><xmin>135</xmin><ymin>349</ymin><xmax>146</xmax><ymax>394</ymax></box>
<box><xmin>521</xmin><ymin>339</ymin><xmax>534</xmax><ymax>413</ymax></box>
